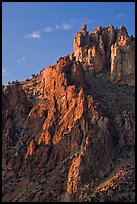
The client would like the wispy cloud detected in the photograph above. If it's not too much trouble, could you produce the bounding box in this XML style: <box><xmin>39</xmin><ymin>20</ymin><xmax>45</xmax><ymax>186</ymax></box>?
<box><xmin>42</xmin><ymin>26</ymin><xmax>54</xmax><ymax>32</ymax></box>
<box><xmin>24</xmin><ymin>19</ymin><xmax>89</xmax><ymax>40</ymax></box>
<box><xmin>111</xmin><ymin>13</ymin><xmax>126</xmax><ymax>19</ymax></box>
<box><xmin>24</xmin><ymin>31</ymin><xmax>41</xmax><ymax>39</ymax></box>
<box><xmin>2</xmin><ymin>67</ymin><xmax>10</xmax><ymax>76</ymax></box>
<box><xmin>55</xmin><ymin>23</ymin><xmax>73</xmax><ymax>30</ymax></box>
<box><xmin>17</xmin><ymin>57</ymin><xmax>26</xmax><ymax>64</ymax></box>
<box><xmin>70</xmin><ymin>17</ymin><xmax>94</xmax><ymax>26</ymax></box>
<box><xmin>81</xmin><ymin>17</ymin><xmax>94</xmax><ymax>24</ymax></box>
<box><xmin>60</xmin><ymin>23</ymin><xmax>73</xmax><ymax>30</ymax></box>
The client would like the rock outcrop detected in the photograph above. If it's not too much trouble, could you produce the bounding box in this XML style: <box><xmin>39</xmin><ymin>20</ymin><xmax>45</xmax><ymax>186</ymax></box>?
<box><xmin>2</xmin><ymin>25</ymin><xmax>135</xmax><ymax>202</ymax></box>
<box><xmin>73</xmin><ymin>24</ymin><xmax>135</xmax><ymax>85</ymax></box>
<box><xmin>110</xmin><ymin>35</ymin><xmax>135</xmax><ymax>85</ymax></box>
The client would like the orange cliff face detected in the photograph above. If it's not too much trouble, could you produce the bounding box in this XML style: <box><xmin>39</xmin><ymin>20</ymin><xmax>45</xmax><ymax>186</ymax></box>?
<box><xmin>2</xmin><ymin>25</ymin><xmax>135</xmax><ymax>202</ymax></box>
<box><xmin>2</xmin><ymin>56</ymin><xmax>113</xmax><ymax>198</ymax></box>
<box><xmin>32</xmin><ymin>57</ymin><xmax>90</xmax><ymax>146</ymax></box>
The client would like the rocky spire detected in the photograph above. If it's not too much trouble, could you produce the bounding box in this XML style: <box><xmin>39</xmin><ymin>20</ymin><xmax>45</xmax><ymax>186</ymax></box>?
<box><xmin>81</xmin><ymin>23</ymin><xmax>87</xmax><ymax>31</ymax></box>
<box><xmin>73</xmin><ymin>24</ymin><xmax>135</xmax><ymax>85</ymax></box>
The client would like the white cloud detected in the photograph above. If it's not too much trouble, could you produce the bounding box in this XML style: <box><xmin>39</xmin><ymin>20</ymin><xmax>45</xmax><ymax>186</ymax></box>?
<box><xmin>55</xmin><ymin>23</ymin><xmax>73</xmax><ymax>30</ymax></box>
<box><xmin>24</xmin><ymin>31</ymin><xmax>41</xmax><ymax>39</ymax></box>
<box><xmin>2</xmin><ymin>67</ymin><xmax>10</xmax><ymax>76</ymax></box>
<box><xmin>42</xmin><ymin>26</ymin><xmax>54</xmax><ymax>32</ymax></box>
<box><xmin>61</xmin><ymin>23</ymin><xmax>73</xmax><ymax>30</ymax></box>
<box><xmin>111</xmin><ymin>13</ymin><xmax>126</xmax><ymax>19</ymax></box>
<box><xmin>70</xmin><ymin>17</ymin><xmax>94</xmax><ymax>26</ymax></box>
<box><xmin>17</xmin><ymin>57</ymin><xmax>26</xmax><ymax>64</ymax></box>
<box><xmin>24</xmin><ymin>21</ymin><xmax>73</xmax><ymax>40</ymax></box>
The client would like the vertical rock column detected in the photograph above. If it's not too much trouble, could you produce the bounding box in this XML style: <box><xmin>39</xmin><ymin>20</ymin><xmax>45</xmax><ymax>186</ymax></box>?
<box><xmin>110</xmin><ymin>26</ymin><xmax>135</xmax><ymax>85</ymax></box>
<box><xmin>73</xmin><ymin>24</ymin><xmax>90</xmax><ymax>62</ymax></box>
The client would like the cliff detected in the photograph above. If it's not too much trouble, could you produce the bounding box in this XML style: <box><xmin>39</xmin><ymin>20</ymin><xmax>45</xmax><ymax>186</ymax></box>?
<box><xmin>73</xmin><ymin>24</ymin><xmax>135</xmax><ymax>85</ymax></box>
<box><xmin>2</xmin><ymin>24</ymin><xmax>135</xmax><ymax>202</ymax></box>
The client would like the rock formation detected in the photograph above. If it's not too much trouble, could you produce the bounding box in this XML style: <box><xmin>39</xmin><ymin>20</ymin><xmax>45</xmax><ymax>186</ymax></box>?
<box><xmin>2</xmin><ymin>25</ymin><xmax>135</xmax><ymax>202</ymax></box>
<box><xmin>73</xmin><ymin>24</ymin><xmax>135</xmax><ymax>85</ymax></box>
<box><xmin>110</xmin><ymin>34</ymin><xmax>135</xmax><ymax>84</ymax></box>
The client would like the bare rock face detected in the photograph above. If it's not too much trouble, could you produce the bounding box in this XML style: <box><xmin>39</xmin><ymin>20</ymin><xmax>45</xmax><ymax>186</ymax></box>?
<box><xmin>116</xmin><ymin>25</ymin><xmax>128</xmax><ymax>42</ymax></box>
<box><xmin>73</xmin><ymin>24</ymin><xmax>90</xmax><ymax>63</ymax></box>
<box><xmin>2</xmin><ymin>24</ymin><xmax>135</xmax><ymax>202</ymax></box>
<box><xmin>73</xmin><ymin>24</ymin><xmax>135</xmax><ymax>85</ymax></box>
<box><xmin>87</xmin><ymin>45</ymin><xmax>105</xmax><ymax>73</ymax></box>
<box><xmin>2</xmin><ymin>58</ymin><xmax>114</xmax><ymax>201</ymax></box>
<box><xmin>110</xmin><ymin>35</ymin><xmax>135</xmax><ymax>85</ymax></box>
<box><xmin>2</xmin><ymin>84</ymin><xmax>31</xmax><ymax>173</ymax></box>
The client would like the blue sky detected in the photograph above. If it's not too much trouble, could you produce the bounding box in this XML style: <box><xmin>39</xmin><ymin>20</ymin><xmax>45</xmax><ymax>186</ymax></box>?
<box><xmin>2</xmin><ymin>2</ymin><xmax>135</xmax><ymax>85</ymax></box>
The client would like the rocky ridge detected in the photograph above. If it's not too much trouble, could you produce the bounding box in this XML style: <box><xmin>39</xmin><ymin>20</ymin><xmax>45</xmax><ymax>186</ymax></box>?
<box><xmin>73</xmin><ymin>24</ymin><xmax>135</xmax><ymax>85</ymax></box>
<box><xmin>2</xmin><ymin>24</ymin><xmax>135</xmax><ymax>202</ymax></box>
